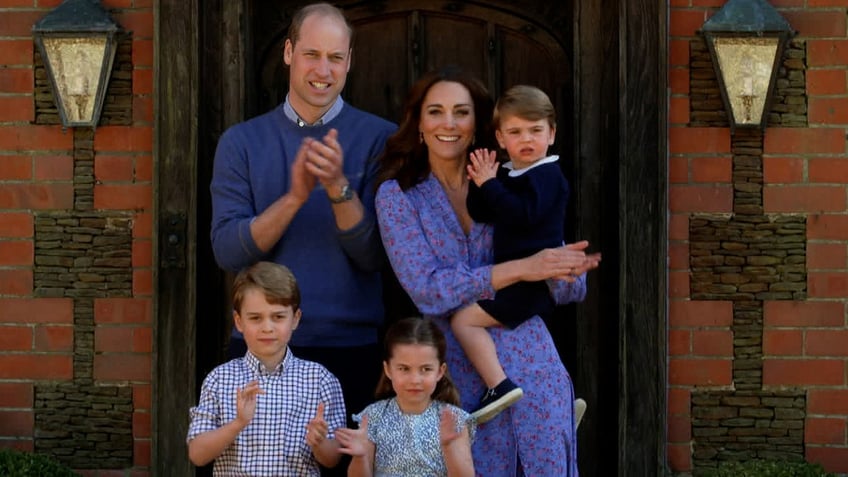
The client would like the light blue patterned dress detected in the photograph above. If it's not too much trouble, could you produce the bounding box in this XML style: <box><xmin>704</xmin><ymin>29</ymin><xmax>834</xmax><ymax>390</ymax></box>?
<box><xmin>376</xmin><ymin>175</ymin><xmax>583</xmax><ymax>476</ymax></box>
<box><xmin>353</xmin><ymin>398</ymin><xmax>474</xmax><ymax>477</ymax></box>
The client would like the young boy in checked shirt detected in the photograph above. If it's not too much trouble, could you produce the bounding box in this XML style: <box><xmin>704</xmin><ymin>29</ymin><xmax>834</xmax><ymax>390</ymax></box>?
<box><xmin>187</xmin><ymin>262</ymin><xmax>345</xmax><ymax>476</ymax></box>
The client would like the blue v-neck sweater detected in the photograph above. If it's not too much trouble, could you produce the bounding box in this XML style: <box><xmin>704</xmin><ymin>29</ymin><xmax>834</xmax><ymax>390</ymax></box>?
<box><xmin>210</xmin><ymin>103</ymin><xmax>396</xmax><ymax>346</ymax></box>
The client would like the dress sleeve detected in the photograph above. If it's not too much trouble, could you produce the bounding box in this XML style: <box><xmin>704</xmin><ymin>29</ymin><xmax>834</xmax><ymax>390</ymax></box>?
<box><xmin>353</xmin><ymin>401</ymin><xmax>384</xmax><ymax>443</ymax></box>
<box><xmin>376</xmin><ymin>181</ymin><xmax>494</xmax><ymax>316</ymax></box>
<box><xmin>549</xmin><ymin>272</ymin><xmax>587</xmax><ymax>304</ymax></box>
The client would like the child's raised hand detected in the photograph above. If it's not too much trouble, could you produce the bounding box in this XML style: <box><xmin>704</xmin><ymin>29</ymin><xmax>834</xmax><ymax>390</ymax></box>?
<box><xmin>439</xmin><ymin>407</ymin><xmax>462</xmax><ymax>447</ymax></box>
<box><xmin>336</xmin><ymin>415</ymin><xmax>371</xmax><ymax>457</ymax></box>
<box><xmin>467</xmin><ymin>148</ymin><xmax>498</xmax><ymax>187</ymax></box>
<box><xmin>306</xmin><ymin>402</ymin><xmax>330</xmax><ymax>448</ymax></box>
<box><xmin>235</xmin><ymin>381</ymin><xmax>264</xmax><ymax>426</ymax></box>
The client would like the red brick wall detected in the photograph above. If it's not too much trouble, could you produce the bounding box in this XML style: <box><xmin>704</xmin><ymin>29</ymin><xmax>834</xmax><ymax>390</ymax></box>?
<box><xmin>0</xmin><ymin>0</ymin><xmax>153</xmax><ymax>475</ymax></box>
<box><xmin>670</xmin><ymin>1</ymin><xmax>848</xmax><ymax>474</ymax></box>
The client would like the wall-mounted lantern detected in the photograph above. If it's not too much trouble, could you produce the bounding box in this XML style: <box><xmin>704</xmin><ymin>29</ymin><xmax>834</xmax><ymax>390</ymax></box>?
<box><xmin>700</xmin><ymin>0</ymin><xmax>793</xmax><ymax>133</ymax></box>
<box><xmin>32</xmin><ymin>0</ymin><xmax>120</xmax><ymax>129</ymax></box>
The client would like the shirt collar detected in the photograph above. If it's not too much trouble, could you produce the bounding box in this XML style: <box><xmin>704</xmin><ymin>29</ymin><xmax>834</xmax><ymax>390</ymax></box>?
<box><xmin>283</xmin><ymin>95</ymin><xmax>344</xmax><ymax>127</ymax></box>
<box><xmin>243</xmin><ymin>348</ymin><xmax>290</xmax><ymax>375</ymax></box>
<box><xmin>503</xmin><ymin>154</ymin><xmax>560</xmax><ymax>177</ymax></box>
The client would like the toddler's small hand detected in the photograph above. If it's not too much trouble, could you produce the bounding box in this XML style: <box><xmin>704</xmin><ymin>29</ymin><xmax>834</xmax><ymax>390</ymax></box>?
<box><xmin>467</xmin><ymin>148</ymin><xmax>498</xmax><ymax>186</ymax></box>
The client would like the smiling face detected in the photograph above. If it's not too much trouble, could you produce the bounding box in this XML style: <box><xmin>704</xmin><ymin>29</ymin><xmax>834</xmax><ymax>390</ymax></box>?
<box><xmin>283</xmin><ymin>12</ymin><xmax>352</xmax><ymax>124</ymax></box>
<box><xmin>383</xmin><ymin>343</ymin><xmax>446</xmax><ymax>414</ymax></box>
<box><xmin>234</xmin><ymin>288</ymin><xmax>301</xmax><ymax>370</ymax></box>
<box><xmin>419</xmin><ymin>81</ymin><xmax>476</xmax><ymax>165</ymax></box>
<box><xmin>495</xmin><ymin>114</ymin><xmax>556</xmax><ymax>169</ymax></box>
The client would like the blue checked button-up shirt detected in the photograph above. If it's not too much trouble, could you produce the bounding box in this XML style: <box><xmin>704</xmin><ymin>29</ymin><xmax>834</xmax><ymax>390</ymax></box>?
<box><xmin>187</xmin><ymin>348</ymin><xmax>346</xmax><ymax>476</ymax></box>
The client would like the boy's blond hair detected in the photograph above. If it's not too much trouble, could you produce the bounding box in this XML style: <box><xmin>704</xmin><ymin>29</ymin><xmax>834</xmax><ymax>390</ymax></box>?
<box><xmin>232</xmin><ymin>262</ymin><xmax>300</xmax><ymax>313</ymax></box>
<box><xmin>493</xmin><ymin>85</ymin><xmax>556</xmax><ymax>128</ymax></box>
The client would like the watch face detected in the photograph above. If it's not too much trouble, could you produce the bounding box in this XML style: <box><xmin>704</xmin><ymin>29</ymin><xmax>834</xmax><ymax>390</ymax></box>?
<box><xmin>331</xmin><ymin>184</ymin><xmax>353</xmax><ymax>203</ymax></box>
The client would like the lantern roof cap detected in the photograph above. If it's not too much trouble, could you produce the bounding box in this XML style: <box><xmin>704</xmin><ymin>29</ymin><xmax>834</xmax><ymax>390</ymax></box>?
<box><xmin>702</xmin><ymin>0</ymin><xmax>792</xmax><ymax>34</ymax></box>
<box><xmin>33</xmin><ymin>0</ymin><xmax>119</xmax><ymax>34</ymax></box>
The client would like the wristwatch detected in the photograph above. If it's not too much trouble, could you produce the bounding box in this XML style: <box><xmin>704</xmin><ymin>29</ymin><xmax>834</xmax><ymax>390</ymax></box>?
<box><xmin>329</xmin><ymin>184</ymin><xmax>354</xmax><ymax>204</ymax></box>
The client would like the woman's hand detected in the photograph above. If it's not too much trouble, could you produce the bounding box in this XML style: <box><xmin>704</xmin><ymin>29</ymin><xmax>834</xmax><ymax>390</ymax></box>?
<box><xmin>557</xmin><ymin>241</ymin><xmax>601</xmax><ymax>280</ymax></box>
<box><xmin>522</xmin><ymin>241</ymin><xmax>601</xmax><ymax>282</ymax></box>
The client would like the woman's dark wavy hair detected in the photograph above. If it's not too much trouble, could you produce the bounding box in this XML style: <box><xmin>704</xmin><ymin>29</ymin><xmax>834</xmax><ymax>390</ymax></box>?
<box><xmin>377</xmin><ymin>66</ymin><xmax>496</xmax><ymax>191</ymax></box>
<box><xmin>374</xmin><ymin>317</ymin><xmax>461</xmax><ymax>406</ymax></box>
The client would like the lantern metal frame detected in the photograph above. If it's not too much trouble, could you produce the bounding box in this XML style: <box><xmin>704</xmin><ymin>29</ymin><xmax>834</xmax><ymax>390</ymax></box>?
<box><xmin>32</xmin><ymin>0</ymin><xmax>120</xmax><ymax>129</ymax></box>
<box><xmin>700</xmin><ymin>0</ymin><xmax>794</xmax><ymax>133</ymax></box>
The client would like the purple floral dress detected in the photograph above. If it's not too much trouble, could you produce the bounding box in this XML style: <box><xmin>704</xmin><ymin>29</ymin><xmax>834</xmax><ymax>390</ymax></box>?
<box><xmin>376</xmin><ymin>175</ymin><xmax>582</xmax><ymax>477</ymax></box>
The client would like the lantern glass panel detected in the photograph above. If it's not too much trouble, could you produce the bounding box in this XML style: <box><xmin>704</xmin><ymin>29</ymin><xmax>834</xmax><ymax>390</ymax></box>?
<box><xmin>41</xmin><ymin>35</ymin><xmax>108</xmax><ymax>124</ymax></box>
<box><xmin>711</xmin><ymin>36</ymin><xmax>779</xmax><ymax>127</ymax></box>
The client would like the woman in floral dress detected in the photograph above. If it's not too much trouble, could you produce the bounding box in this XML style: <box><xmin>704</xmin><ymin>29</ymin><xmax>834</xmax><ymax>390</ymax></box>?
<box><xmin>375</xmin><ymin>66</ymin><xmax>599</xmax><ymax>476</ymax></box>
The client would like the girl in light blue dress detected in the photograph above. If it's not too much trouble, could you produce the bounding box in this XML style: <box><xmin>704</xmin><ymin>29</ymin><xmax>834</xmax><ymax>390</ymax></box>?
<box><xmin>336</xmin><ymin>318</ymin><xmax>475</xmax><ymax>477</ymax></box>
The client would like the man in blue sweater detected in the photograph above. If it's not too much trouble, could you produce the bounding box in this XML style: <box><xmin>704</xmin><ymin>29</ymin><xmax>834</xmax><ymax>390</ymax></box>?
<box><xmin>209</xmin><ymin>2</ymin><xmax>396</xmax><ymax>463</ymax></box>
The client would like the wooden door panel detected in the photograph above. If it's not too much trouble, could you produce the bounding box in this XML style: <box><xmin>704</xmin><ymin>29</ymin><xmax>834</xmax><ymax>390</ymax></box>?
<box><xmin>499</xmin><ymin>28</ymin><xmax>563</xmax><ymax>97</ymax></box>
<box><xmin>421</xmin><ymin>14</ymin><xmax>488</xmax><ymax>83</ymax></box>
<box><xmin>251</xmin><ymin>2</ymin><xmax>571</xmax><ymax>125</ymax></box>
<box><xmin>346</xmin><ymin>15</ymin><xmax>410</xmax><ymax>122</ymax></box>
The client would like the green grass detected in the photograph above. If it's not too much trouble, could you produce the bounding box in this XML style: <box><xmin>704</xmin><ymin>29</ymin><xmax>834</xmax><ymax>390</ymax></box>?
<box><xmin>0</xmin><ymin>449</ymin><xmax>80</xmax><ymax>477</ymax></box>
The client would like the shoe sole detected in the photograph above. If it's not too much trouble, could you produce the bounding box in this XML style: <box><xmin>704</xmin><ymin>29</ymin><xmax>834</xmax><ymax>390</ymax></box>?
<box><xmin>575</xmin><ymin>398</ymin><xmax>587</xmax><ymax>429</ymax></box>
<box><xmin>471</xmin><ymin>388</ymin><xmax>524</xmax><ymax>424</ymax></box>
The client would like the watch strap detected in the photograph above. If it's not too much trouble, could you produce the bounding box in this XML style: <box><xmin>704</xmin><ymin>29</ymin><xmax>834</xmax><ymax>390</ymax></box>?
<box><xmin>329</xmin><ymin>184</ymin><xmax>354</xmax><ymax>204</ymax></box>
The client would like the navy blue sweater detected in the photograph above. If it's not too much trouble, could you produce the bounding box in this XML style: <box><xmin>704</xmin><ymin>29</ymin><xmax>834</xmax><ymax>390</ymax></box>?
<box><xmin>467</xmin><ymin>157</ymin><xmax>568</xmax><ymax>263</ymax></box>
<box><xmin>210</xmin><ymin>103</ymin><xmax>396</xmax><ymax>346</ymax></box>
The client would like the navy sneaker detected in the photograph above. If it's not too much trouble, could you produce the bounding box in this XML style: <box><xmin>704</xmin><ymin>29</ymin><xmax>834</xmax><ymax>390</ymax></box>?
<box><xmin>471</xmin><ymin>378</ymin><xmax>524</xmax><ymax>424</ymax></box>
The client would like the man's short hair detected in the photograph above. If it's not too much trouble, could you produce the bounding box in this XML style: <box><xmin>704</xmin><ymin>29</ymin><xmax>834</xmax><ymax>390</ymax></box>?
<box><xmin>287</xmin><ymin>2</ymin><xmax>354</xmax><ymax>49</ymax></box>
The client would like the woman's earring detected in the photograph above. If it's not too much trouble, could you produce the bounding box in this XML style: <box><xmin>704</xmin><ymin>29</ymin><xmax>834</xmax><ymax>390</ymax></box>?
<box><xmin>419</xmin><ymin>132</ymin><xmax>424</xmax><ymax>144</ymax></box>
